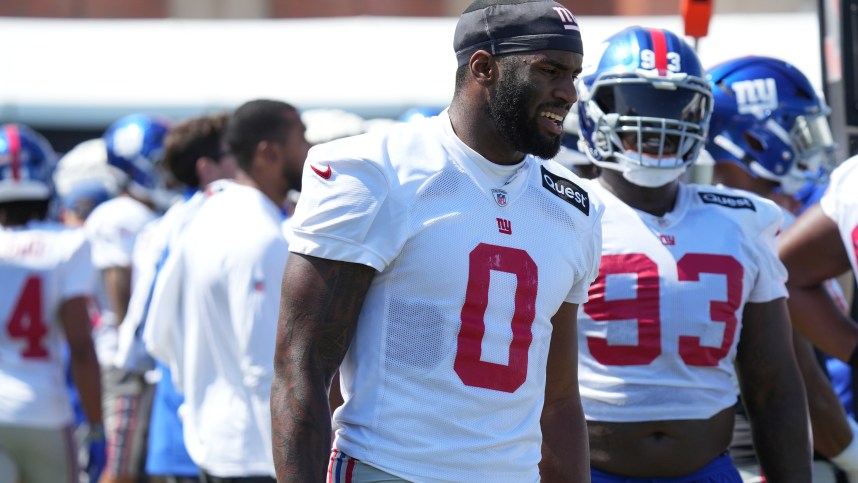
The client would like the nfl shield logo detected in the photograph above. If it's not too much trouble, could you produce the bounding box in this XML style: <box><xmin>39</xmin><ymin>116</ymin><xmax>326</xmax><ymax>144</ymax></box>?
<box><xmin>492</xmin><ymin>189</ymin><xmax>508</xmax><ymax>207</ymax></box>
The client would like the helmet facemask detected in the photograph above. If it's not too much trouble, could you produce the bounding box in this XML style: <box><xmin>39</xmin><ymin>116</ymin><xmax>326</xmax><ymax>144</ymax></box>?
<box><xmin>581</xmin><ymin>72</ymin><xmax>713</xmax><ymax>187</ymax></box>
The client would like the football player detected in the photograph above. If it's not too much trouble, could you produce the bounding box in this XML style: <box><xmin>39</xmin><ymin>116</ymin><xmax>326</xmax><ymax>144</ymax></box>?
<box><xmin>576</xmin><ymin>27</ymin><xmax>811</xmax><ymax>481</ymax></box>
<box><xmin>705</xmin><ymin>55</ymin><xmax>858</xmax><ymax>482</ymax></box>
<box><xmin>779</xmin><ymin>134</ymin><xmax>858</xmax><ymax>482</ymax></box>
<box><xmin>115</xmin><ymin>112</ymin><xmax>235</xmax><ymax>483</ymax></box>
<box><xmin>84</xmin><ymin>113</ymin><xmax>171</xmax><ymax>483</ymax></box>
<box><xmin>272</xmin><ymin>1</ymin><xmax>603</xmax><ymax>481</ymax></box>
<box><xmin>145</xmin><ymin>100</ymin><xmax>308</xmax><ymax>481</ymax></box>
<box><xmin>53</xmin><ymin>138</ymin><xmax>121</xmax><ymax>228</ymax></box>
<box><xmin>0</xmin><ymin>123</ymin><xmax>104</xmax><ymax>482</ymax></box>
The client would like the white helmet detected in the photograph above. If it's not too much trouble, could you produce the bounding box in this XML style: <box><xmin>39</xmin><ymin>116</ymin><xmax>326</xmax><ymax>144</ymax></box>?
<box><xmin>53</xmin><ymin>138</ymin><xmax>122</xmax><ymax>199</ymax></box>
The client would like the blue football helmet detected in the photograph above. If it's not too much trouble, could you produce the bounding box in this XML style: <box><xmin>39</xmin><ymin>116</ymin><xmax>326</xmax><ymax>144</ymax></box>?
<box><xmin>0</xmin><ymin>123</ymin><xmax>57</xmax><ymax>202</ymax></box>
<box><xmin>577</xmin><ymin>26</ymin><xmax>713</xmax><ymax>182</ymax></box>
<box><xmin>103</xmin><ymin>113</ymin><xmax>171</xmax><ymax>202</ymax></box>
<box><xmin>706</xmin><ymin>56</ymin><xmax>836</xmax><ymax>194</ymax></box>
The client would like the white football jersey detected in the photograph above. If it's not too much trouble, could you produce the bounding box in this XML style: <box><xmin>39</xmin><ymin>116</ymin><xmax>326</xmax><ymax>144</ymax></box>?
<box><xmin>144</xmin><ymin>181</ymin><xmax>287</xmax><ymax>477</ymax></box>
<box><xmin>578</xmin><ymin>182</ymin><xmax>787</xmax><ymax>422</ymax></box>
<box><xmin>289</xmin><ymin>111</ymin><xmax>604</xmax><ymax>483</ymax></box>
<box><xmin>84</xmin><ymin>195</ymin><xmax>156</xmax><ymax>365</ymax></box>
<box><xmin>116</xmin><ymin>183</ymin><xmax>230</xmax><ymax>372</ymax></box>
<box><xmin>0</xmin><ymin>221</ymin><xmax>94</xmax><ymax>427</ymax></box>
<box><xmin>820</xmin><ymin>156</ymin><xmax>858</xmax><ymax>280</ymax></box>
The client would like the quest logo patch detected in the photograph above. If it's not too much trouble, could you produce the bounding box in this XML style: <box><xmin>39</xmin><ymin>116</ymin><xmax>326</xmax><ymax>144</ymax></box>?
<box><xmin>698</xmin><ymin>192</ymin><xmax>756</xmax><ymax>211</ymax></box>
<box><xmin>541</xmin><ymin>166</ymin><xmax>589</xmax><ymax>215</ymax></box>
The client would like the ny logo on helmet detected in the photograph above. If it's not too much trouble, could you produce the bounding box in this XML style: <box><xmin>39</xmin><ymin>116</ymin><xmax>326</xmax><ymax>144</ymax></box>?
<box><xmin>733</xmin><ymin>78</ymin><xmax>778</xmax><ymax>118</ymax></box>
<box><xmin>552</xmin><ymin>7</ymin><xmax>579</xmax><ymax>31</ymax></box>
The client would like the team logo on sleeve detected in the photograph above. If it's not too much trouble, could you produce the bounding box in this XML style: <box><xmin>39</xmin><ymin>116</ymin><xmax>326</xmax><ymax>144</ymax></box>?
<box><xmin>541</xmin><ymin>166</ymin><xmax>589</xmax><ymax>215</ymax></box>
<box><xmin>698</xmin><ymin>192</ymin><xmax>756</xmax><ymax>211</ymax></box>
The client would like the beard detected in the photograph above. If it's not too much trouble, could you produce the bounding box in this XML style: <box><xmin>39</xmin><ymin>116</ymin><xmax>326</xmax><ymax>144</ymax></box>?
<box><xmin>486</xmin><ymin>63</ymin><xmax>563</xmax><ymax>160</ymax></box>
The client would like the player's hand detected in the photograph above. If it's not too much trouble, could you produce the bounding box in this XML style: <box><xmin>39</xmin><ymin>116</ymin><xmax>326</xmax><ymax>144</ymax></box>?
<box><xmin>84</xmin><ymin>423</ymin><xmax>106</xmax><ymax>482</ymax></box>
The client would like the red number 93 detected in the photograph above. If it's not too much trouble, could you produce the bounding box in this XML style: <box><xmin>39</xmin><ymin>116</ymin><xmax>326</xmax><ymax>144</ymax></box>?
<box><xmin>584</xmin><ymin>253</ymin><xmax>742</xmax><ymax>367</ymax></box>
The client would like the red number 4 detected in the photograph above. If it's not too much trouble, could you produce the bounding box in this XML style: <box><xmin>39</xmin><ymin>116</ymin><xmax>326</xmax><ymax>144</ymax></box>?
<box><xmin>6</xmin><ymin>276</ymin><xmax>49</xmax><ymax>359</ymax></box>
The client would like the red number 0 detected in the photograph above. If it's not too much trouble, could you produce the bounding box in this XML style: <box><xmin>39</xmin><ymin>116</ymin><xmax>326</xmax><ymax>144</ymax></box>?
<box><xmin>6</xmin><ymin>276</ymin><xmax>49</xmax><ymax>359</ymax></box>
<box><xmin>584</xmin><ymin>253</ymin><xmax>742</xmax><ymax>367</ymax></box>
<box><xmin>454</xmin><ymin>243</ymin><xmax>538</xmax><ymax>393</ymax></box>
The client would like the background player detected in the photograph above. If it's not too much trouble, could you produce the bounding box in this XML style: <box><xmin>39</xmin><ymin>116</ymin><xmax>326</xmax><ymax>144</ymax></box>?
<box><xmin>119</xmin><ymin>112</ymin><xmax>235</xmax><ymax>483</ymax></box>
<box><xmin>146</xmin><ymin>99</ymin><xmax>308</xmax><ymax>481</ymax></box>
<box><xmin>84</xmin><ymin>113</ymin><xmax>171</xmax><ymax>483</ymax></box>
<box><xmin>0</xmin><ymin>123</ymin><xmax>104</xmax><ymax>483</ymax></box>
<box><xmin>575</xmin><ymin>26</ymin><xmax>811</xmax><ymax>481</ymax></box>
<box><xmin>705</xmin><ymin>54</ymin><xmax>858</xmax><ymax>482</ymax></box>
<box><xmin>779</xmin><ymin>144</ymin><xmax>858</xmax><ymax>481</ymax></box>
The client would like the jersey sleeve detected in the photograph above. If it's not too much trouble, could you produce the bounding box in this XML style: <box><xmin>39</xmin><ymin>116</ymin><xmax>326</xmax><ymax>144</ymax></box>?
<box><xmin>59</xmin><ymin>229</ymin><xmax>95</xmax><ymax>300</ymax></box>
<box><xmin>84</xmin><ymin>201</ymin><xmax>155</xmax><ymax>269</ymax></box>
<box><xmin>89</xmin><ymin>226</ymin><xmax>135</xmax><ymax>268</ymax></box>
<box><xmin>820</xmin><ymin>156</ymin><xmax>858</xmax><ymax>223</ymax></box>
<box><xmin>288</xmin><ymin>139</ymin><xmax>404</xmax><ymax>271</ymax></box>
<box><xmin>565</xmin><ymin>190</ymin><xmax>605</xmax><ymax>305</ymax></box>
<box><xmin>747</xmin><ymin>197</ymin><xmax>789</xmax><ymax>303</ymax></box>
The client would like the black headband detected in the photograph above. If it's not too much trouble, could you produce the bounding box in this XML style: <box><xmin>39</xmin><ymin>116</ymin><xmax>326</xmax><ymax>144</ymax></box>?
<box><xmin>454</xmin><ymin>0</ymin><xmax>584</xmax><ymax>66</ymax></box>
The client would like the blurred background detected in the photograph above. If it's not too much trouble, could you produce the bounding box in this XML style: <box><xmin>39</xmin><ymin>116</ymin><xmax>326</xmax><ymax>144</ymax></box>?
<box><xmin>0</xmin><ymin>0</ymin><xmax>853</xmax><ymax>161</ymax></box>
<box><xmin>0</xmin><ymin>0</ymin><xmax>817</xmax><ymax>17</ymax></box>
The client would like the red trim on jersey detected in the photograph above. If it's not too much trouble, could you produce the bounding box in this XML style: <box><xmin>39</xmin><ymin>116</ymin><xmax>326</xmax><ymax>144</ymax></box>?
<box><xmin>648</xmin><ymin>28</ymin><xmax>668</xmax><ymax>76</ymax></box>
<box><xmin>6</xmin><ymin>124</ymin><xmax>21</xmax><ymax>181</ymax></box>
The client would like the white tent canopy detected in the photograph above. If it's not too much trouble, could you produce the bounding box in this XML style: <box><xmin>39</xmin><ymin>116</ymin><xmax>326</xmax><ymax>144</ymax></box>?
<box><xmin>0</xmin><ymin>12</ymin><xmax>821</xmax><ymax>128</ymax></box>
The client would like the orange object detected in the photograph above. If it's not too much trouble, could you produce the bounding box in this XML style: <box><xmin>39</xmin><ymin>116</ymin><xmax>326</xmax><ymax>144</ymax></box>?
<box><xmin>681</xmin><ymin>0</ymin><xmax>713</xmax><ymax>39</ymax></box>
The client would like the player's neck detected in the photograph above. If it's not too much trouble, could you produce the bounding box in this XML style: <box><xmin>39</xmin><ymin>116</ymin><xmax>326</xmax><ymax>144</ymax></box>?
<box><xmin>449</xmin><ymin>101</ymin><xmax>525</xmax><ymax>166</ymax></box>
<box><xmin>235</xmin><ymin>170</ymin><xmax>287</xmax><ymax>209</ymax></box>
<box><xmin>599</xmin><ymin>170</ymin><xmax>679</xmax><ymax>217</ymax></box>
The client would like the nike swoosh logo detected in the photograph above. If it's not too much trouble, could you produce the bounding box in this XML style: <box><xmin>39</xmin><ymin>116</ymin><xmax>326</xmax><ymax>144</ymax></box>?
<box><xmin>311</xmin><ymin>164</ymin><xmax>332</xmax><ymax>179</ymax></box>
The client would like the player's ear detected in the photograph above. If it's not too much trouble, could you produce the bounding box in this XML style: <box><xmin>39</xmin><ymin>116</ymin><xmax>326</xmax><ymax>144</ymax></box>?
<box><xmin>469</xmin><ymin>50</ymin><xmax>498</xmax><ymax>87</ymax></box>
<box><xmin>256</xmin><ymin>140</ymin><xmax>282</xmax><ymax>166</ymax></box>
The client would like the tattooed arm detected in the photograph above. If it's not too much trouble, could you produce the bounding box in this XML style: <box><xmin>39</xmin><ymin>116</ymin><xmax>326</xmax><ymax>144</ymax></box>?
<box><xmin>271</xmin><ymin>253</ymin><xmax>377</xmax><ymax>482</ymax></box>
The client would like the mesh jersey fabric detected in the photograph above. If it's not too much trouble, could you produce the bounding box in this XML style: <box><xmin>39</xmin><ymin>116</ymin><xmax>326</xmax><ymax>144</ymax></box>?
<box><xmin>0</xmin><ymin>221</ymin><xmax>94</xmax><ymax>427</ymax></box>
<box><xmin>578</xmin><ymin>182</ymin><xmax>787</xmax><ymax>422</ymax></box>
<box><xmin>288</xmin><ymin>110</ymin><xmax>604</xmax><ymax>483</ymax></box>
